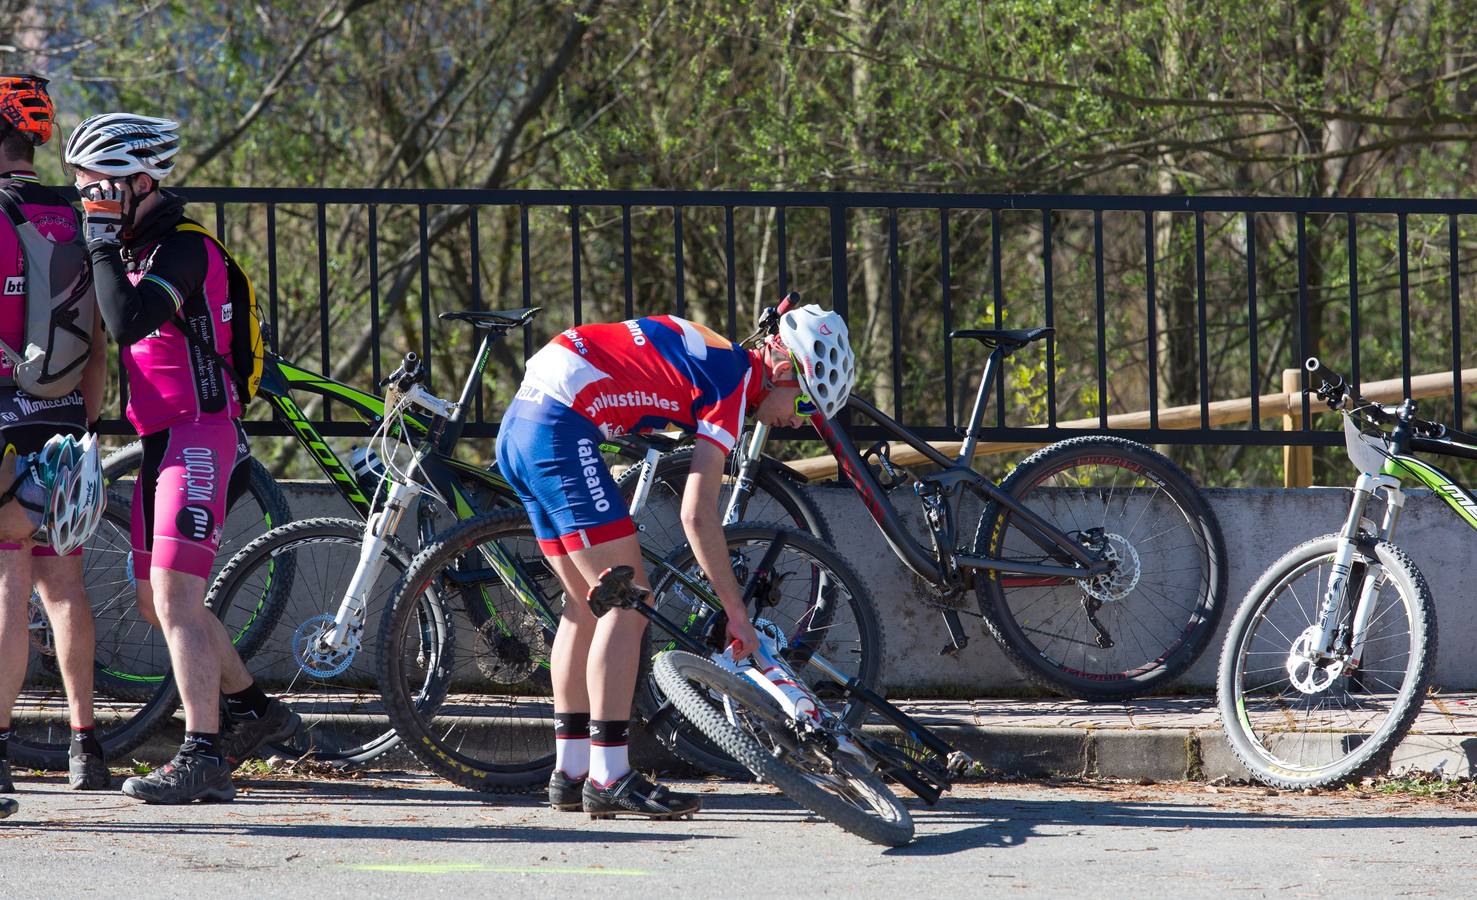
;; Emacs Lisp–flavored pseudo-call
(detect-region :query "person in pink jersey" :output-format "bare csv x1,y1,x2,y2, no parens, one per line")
0,74,111,795
66,113,298,805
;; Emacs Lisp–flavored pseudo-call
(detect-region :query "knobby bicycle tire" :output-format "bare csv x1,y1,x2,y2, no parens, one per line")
204,517,416,768
1217,535,1435,790
654,650,913,847
639,523,884,780
974,435,1227,700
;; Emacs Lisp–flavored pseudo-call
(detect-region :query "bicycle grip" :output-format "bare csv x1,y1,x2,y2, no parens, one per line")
776,291,801,315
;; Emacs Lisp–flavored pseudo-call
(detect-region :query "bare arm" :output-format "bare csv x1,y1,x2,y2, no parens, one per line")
679,439,761,657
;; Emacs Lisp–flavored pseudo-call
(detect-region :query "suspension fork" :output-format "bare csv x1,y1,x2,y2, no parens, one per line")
1313,472,1401,655
1346,478,1406,666
323,466,425,648
723,422,770,526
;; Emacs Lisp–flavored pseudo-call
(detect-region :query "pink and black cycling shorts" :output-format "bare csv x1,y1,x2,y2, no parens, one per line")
131,417,251,579
495,393,636,556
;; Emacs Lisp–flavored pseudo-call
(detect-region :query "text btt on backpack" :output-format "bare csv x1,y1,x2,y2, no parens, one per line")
0,188,96,399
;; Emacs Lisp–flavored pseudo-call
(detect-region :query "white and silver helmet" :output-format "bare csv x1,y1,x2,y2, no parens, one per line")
777,304,856,420
64,113,181,181
33,432,105,555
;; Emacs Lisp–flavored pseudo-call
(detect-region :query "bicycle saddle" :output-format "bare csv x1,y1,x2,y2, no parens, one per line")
948,327,1053,352
439,307,541,331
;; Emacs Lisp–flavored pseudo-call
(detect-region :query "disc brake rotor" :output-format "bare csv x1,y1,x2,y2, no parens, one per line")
1285,625,1345,694
1080,532,1142,602
292,613,359,679
474,611,550,685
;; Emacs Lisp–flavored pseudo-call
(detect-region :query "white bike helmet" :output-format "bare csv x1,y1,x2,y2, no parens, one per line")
32,433,105,555
64,113,181,181
776,305,855,419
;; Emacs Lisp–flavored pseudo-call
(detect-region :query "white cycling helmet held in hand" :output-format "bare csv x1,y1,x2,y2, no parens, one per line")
776,304,856,419
64,113,181,181
32,432,105,555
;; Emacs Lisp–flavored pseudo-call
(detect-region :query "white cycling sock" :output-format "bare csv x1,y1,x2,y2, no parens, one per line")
556,737,590,779
589,719,631,787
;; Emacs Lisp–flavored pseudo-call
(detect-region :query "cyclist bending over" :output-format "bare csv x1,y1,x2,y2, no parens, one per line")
66,114,299,804
497,305,854,818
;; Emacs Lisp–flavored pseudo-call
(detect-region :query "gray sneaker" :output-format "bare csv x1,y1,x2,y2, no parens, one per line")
0,796,16,818
68,749,111,791
220,699,301,771
549,770,587,811
122,753,236,804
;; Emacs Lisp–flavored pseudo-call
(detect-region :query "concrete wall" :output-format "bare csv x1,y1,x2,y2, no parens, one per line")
268,481,1475,695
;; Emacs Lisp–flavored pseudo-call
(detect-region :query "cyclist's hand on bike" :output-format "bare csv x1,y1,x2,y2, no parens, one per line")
725,612,761,659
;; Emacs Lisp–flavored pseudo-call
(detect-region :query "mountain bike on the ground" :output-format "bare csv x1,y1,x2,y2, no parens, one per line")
1218,357,1450,790
589,564,970,847
675,294,1229,703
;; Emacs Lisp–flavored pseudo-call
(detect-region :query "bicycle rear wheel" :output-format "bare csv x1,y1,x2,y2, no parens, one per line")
377,510,563,793
654,650,913,847
639,524,883,779
205,517,414,767
1218,536,1435,789
974,436,1227,700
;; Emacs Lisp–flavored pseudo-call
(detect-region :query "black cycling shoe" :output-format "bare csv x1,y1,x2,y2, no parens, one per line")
121,753,236,804
220,698,301,771
0,758,13,793
583,771,701,821
0,796,16,818
549,770,587,811
68,750,111,791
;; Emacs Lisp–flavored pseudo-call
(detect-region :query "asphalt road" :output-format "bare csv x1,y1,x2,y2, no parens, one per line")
1,772,1474,898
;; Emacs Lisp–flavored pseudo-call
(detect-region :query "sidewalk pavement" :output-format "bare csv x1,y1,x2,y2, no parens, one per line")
107,694,1477,784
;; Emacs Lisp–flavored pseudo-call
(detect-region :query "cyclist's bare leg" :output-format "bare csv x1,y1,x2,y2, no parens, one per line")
547,554,595,714
0,548,34,731
34,554,95,728
557,534,652,722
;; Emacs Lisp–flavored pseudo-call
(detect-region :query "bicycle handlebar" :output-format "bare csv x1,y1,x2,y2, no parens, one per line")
379,352,425,392
1304,356,1448,439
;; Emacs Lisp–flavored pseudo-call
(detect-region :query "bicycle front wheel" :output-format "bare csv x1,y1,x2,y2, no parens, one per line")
974,436,1227,700
1218,535,1435,790
377,510,562,793
639,524,883,780
654,651,913,847
206,517,414,767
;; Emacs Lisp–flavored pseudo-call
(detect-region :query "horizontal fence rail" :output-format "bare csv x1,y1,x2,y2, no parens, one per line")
78,187,1477,449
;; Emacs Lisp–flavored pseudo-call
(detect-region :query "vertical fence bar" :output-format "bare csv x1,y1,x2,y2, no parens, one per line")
266,204,279,354
418,203,432,386
317,203,332,421
1195,211,1210,430
570,205,582,325
1398,212,1411,397
1145,210,1158,429
724,206,737,338
939,208,954,428
674,206,685,318
1347,213,1360,394
1041,209,1056,428
992,209,1005,427
469,206,484,424
621,205,634,320
1246,212,1259,429
1296,212,1310,427
887,209,903,421
215,202,225,240
1094,209,1108,427
1452,213,1463,430
777,207,789,296
520,205,533,359
367,205,380,386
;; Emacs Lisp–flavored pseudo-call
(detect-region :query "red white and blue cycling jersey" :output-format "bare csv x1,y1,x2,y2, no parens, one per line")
497,315,760,555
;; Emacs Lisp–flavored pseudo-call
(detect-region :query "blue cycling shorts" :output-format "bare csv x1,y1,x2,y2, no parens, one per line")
496,393,636,556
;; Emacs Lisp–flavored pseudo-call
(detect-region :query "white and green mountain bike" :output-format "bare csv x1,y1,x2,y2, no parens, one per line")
1217,356,1468,789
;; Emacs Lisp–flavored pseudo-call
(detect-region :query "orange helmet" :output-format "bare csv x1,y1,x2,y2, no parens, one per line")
0,74,53,145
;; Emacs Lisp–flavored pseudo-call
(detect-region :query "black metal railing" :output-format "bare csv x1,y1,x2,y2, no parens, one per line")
87,187,1477,447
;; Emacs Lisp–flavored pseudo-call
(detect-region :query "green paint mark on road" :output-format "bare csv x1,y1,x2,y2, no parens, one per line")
344,863,650,876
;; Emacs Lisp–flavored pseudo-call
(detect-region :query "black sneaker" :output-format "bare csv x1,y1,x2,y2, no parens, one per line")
0,796,15,819
121,753,236,804
583,771,701,820
549,770,587,811
0,758,12,793
68,749,111,791
219,698,301,771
